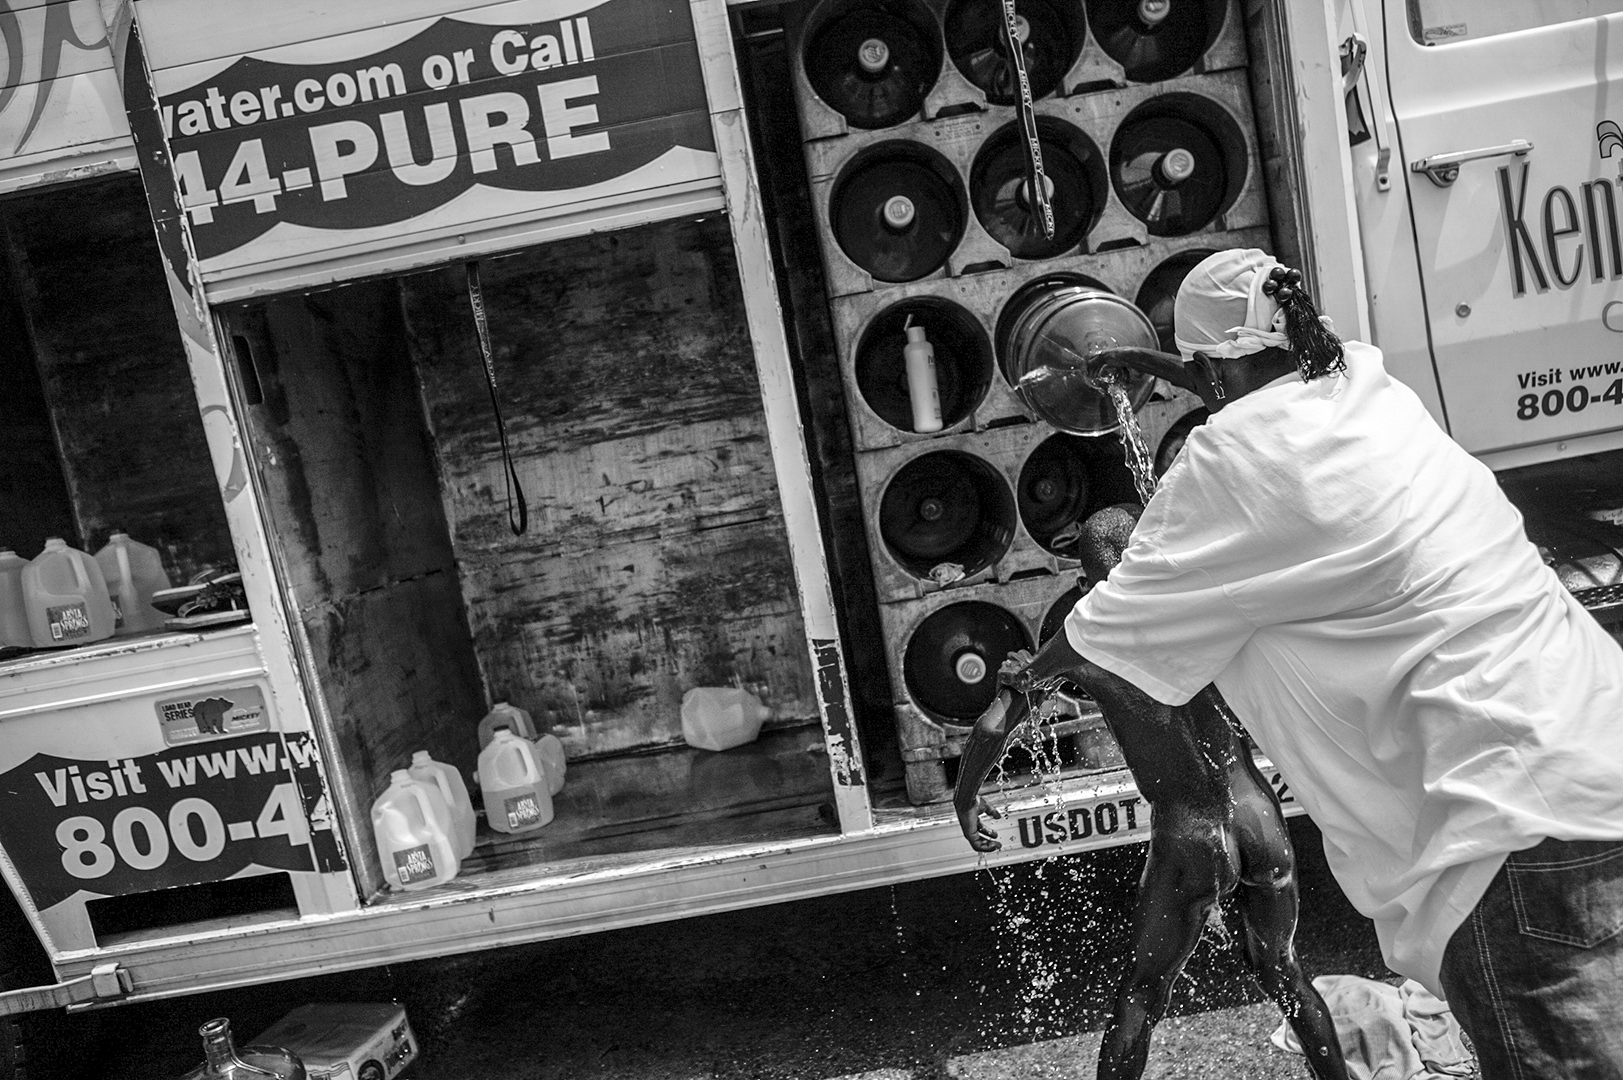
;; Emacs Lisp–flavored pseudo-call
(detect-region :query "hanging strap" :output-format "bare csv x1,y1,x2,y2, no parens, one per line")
1003,0,1054,240
466,262,528,536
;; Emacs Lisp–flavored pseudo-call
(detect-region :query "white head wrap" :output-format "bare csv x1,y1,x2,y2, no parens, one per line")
1172,248,1292,362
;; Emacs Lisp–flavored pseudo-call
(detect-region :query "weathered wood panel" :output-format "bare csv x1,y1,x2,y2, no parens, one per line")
0,174,232,581
222,281,487,848
401,213,821,761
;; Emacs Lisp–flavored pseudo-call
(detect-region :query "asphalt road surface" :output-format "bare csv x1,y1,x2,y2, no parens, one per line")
66,818,1389,1078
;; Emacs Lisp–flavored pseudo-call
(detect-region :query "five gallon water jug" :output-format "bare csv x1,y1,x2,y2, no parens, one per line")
95,531,172,634
681,687,772,751
22,538,115,648
477,701,537,748
408,750,476,859
478,728,552,833
0,551,30,650
371,770,459,890
534,732,567,796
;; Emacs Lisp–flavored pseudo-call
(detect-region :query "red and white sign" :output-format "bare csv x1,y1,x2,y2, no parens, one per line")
135,0,724,299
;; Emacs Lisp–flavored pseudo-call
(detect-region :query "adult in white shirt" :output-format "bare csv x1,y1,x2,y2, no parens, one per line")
969,249,1623,1078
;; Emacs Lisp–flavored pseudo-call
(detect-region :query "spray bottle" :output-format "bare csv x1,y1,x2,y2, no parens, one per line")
903,315,943,433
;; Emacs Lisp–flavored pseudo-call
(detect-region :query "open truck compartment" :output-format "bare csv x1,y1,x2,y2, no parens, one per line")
0,175,236,605
214,215,840,891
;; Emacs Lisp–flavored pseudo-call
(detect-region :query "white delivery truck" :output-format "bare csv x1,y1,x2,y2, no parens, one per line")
0,0,1616,1073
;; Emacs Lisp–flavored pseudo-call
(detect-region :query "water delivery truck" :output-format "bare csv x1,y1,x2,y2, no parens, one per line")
0,0,1617,1063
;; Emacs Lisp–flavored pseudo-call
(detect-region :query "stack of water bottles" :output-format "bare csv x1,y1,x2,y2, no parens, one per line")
370,702,567,891
0,532,173,652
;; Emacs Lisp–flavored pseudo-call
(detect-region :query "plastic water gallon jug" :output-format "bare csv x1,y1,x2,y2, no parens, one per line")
371,770,458,891
95,531,171,634
681,687,772,751
21,538,115,648
534,732,567,796
477,728,552,833
409,750,476,859
477,701,537,748
0,551,30,650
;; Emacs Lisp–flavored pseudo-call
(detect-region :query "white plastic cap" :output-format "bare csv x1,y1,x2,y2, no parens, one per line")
1021,174,1056,204
411,750,431,765
882,195,916,230
391,769,411,784
110,532,129,541
44,538,66,550
954,652,988,685
858,37,890,75
1160,147,1197,184
1138,0,1171,27
492,725,515,738
906,325,928,343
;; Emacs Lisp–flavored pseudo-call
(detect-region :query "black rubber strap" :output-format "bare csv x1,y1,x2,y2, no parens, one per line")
1003,0,1054,240
466,262,528,536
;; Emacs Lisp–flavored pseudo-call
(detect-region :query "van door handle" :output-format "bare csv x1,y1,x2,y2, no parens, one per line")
1344,0,1393,192
1410,140,1534,187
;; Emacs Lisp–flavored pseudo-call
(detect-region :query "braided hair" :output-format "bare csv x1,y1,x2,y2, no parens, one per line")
1262,266,1346,381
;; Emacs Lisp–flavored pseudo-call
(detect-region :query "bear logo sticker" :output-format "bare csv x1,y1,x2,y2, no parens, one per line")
156,686,272,745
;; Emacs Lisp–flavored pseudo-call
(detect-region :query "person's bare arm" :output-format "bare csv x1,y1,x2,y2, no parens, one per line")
954,634,1160,850
953,688,1027,852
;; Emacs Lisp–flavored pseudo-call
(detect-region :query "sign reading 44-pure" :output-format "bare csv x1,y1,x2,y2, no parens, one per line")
153,0,716,263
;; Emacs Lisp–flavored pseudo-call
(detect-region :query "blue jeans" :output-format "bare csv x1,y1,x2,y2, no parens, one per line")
1439,837,1623,1079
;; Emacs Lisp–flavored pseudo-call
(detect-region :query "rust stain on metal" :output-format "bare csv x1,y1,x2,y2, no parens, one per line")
813,638,863,787
21,160,124,189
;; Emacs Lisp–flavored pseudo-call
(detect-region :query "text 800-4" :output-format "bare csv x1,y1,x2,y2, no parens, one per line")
55,783,308,880
1517,378,1623,420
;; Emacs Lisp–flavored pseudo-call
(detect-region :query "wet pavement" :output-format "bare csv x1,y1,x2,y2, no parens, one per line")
70,818,1387,1078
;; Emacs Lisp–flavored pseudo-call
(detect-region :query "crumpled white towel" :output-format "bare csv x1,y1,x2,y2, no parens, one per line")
1270,975,1473,1079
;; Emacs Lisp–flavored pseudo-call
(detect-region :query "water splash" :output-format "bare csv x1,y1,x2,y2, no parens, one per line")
978,364,1183,1043
977,691,1096,1041
1097,371,1159,505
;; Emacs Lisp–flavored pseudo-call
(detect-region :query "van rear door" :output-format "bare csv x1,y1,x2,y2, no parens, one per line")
1380,1,1623,466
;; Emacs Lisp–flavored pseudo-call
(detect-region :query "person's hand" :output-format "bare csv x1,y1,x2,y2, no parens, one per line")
1000,649,1034,688
1001,647,1070,697
956,793,1003,852
1085,347,1137,384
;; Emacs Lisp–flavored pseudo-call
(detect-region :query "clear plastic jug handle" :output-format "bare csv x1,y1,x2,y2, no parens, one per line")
405,783,439,834
379,802,408,836
70,553,91,592
501,744,539,786
429,770,454,806
116,545,132,594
